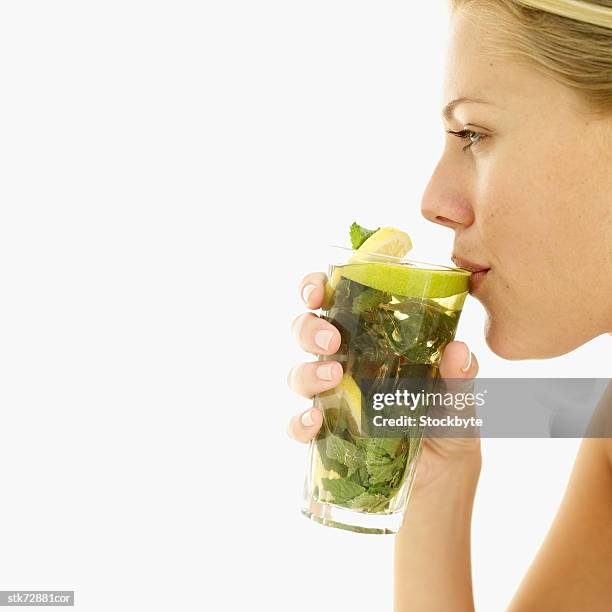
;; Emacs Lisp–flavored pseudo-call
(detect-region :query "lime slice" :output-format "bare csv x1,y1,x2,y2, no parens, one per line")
319,373,362,434
323,226,413,309
338,262,470,298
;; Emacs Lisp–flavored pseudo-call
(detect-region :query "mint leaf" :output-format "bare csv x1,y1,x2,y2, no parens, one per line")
351,288,392,315
321,477,366,503
348,492,388,511
365,448,392,467
356,437,404,458
380,298,459,363
349,465,370,488
350,222,379,250
325,434,366,476
323,407,350,436
367,453,407,485
388,437,408,457
315,437,348,477
367,483,392,497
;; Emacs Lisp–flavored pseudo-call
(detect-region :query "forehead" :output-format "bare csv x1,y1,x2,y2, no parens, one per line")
442,10,577,115
444,11,501,98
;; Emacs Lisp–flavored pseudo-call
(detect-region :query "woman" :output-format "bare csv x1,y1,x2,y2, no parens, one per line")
287,1,612,610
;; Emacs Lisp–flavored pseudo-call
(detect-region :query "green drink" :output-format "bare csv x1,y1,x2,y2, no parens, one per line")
301,236,470,534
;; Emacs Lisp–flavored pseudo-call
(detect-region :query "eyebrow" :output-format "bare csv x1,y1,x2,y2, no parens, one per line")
442,97,492,121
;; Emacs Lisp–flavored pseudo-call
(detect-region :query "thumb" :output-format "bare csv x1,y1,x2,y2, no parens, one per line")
431,341,480,433
439,341,478,379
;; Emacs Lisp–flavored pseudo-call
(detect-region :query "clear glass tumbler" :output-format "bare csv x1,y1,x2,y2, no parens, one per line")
301,246,471,534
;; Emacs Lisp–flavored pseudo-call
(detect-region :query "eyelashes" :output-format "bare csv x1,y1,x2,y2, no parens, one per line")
446,128,488,152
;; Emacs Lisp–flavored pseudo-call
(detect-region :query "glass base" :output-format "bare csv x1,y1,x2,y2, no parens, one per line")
301,497,402,534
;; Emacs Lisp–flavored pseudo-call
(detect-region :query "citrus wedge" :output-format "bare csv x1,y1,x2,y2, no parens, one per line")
338,262,470,298
350,227,412,263
323,226,413,308
318,372,362,435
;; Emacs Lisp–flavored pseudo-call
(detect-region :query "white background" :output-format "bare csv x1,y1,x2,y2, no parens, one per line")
0,2,610,611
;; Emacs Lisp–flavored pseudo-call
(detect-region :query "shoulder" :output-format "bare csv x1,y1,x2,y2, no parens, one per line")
507,391,612,611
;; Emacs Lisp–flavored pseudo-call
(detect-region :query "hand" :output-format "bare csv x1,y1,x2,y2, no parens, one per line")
287,272,343,441
287,271,481,495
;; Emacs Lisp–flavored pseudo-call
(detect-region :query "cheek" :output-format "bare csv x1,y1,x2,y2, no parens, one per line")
474,141,612,358
476,144,592,288
476,170,555,289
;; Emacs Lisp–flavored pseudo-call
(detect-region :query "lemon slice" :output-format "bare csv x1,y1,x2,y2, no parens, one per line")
314,373,363,501
323,226,413,308
350,227,412,263
338,262,469,298
318,373,362,434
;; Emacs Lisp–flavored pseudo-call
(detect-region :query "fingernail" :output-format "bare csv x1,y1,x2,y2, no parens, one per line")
314,329,333,351
301,284,317,304
316,363,334,381
301,410,315,427
460,347,472,372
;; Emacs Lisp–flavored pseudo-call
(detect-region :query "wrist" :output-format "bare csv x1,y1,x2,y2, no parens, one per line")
394,449,479,611
412,447,481,499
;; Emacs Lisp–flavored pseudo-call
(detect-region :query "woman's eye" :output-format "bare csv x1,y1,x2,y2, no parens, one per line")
446,128,487,152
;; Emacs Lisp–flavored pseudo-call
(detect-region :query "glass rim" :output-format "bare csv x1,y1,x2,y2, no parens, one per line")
327,244,471,273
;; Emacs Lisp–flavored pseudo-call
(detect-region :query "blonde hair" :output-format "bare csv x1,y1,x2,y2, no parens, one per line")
449,0,612,117
517,0,612,28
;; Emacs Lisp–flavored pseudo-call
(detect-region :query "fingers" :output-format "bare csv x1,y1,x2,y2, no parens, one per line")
287,272,337,445
298,272,328,310
439,341,479,379
286,407,323,443
291,312,341,356
287,360,344,399
426,342,480,437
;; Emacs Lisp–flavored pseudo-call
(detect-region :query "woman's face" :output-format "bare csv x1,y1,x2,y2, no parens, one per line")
421,10,612,360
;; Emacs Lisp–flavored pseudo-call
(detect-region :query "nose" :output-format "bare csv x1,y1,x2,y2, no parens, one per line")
420,159,475,231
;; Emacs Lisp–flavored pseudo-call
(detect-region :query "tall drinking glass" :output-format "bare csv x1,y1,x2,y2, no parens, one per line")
301,246,471,534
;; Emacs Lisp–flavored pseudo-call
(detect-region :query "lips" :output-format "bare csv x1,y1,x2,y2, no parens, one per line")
451,254,491,293
451,254,490,274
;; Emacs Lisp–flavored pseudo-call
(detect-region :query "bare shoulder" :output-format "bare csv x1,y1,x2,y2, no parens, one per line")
507,383,612,612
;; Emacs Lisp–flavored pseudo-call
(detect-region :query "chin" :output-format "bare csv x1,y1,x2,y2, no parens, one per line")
484,329,535,360
482,317,586,361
